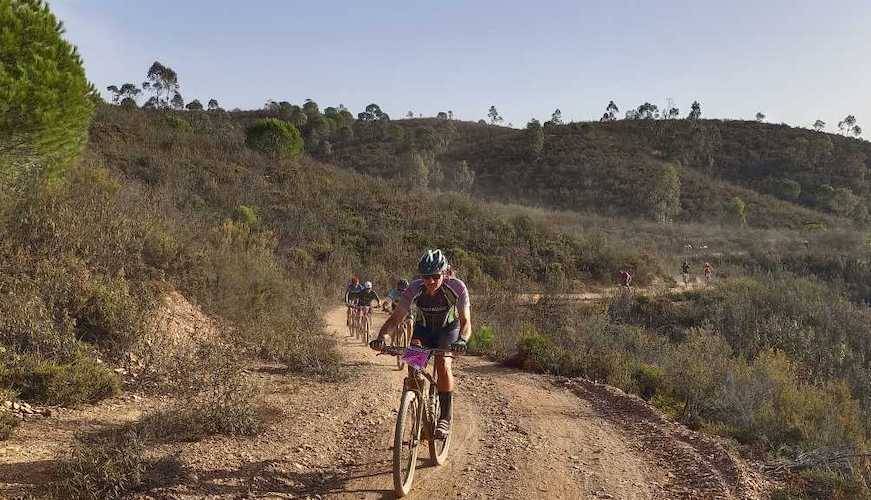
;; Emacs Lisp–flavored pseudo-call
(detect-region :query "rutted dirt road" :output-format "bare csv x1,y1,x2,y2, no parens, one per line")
1,304,769,499
276,307,769,499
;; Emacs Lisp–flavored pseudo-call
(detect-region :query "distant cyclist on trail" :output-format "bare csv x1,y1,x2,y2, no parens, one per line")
345,276,364,325
355,281,381,309
371,249,472,439
703,262,713,284
384,279,410,312
618,269,632,290
681,260,691,288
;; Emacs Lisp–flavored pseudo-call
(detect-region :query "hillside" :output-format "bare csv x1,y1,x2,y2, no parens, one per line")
326,117,870,229
88,105,660,291
2,106,869,498
3,4,870,497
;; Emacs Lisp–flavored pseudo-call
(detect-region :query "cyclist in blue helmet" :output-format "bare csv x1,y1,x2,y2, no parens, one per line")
371,249,472,439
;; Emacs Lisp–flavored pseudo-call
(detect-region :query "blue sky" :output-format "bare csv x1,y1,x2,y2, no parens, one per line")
53,0,870,130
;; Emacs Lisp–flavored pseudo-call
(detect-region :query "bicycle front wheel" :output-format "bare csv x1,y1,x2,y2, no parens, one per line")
394,390,422,497
427,385,452,465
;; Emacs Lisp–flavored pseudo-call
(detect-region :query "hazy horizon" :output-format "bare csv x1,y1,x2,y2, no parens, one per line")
53,0,870,131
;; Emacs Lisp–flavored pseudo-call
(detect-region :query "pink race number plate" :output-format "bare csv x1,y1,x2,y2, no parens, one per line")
402,346,430,370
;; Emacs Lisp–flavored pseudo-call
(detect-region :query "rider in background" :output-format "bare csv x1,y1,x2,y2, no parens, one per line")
384,279,410,312
703,262,713,284
618,269,632,290
372,249,471,439
345,276,364,325
356,281,381,309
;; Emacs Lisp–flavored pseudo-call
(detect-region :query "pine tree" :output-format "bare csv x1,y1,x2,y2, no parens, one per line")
0,0,96,183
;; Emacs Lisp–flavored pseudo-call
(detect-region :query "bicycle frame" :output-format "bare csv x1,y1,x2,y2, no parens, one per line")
379,345,456,497
383,345,453,427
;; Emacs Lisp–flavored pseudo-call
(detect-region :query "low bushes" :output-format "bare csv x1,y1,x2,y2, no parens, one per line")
55,429,150,499
133,335,264,438
476,278,869,454
1,354,120,406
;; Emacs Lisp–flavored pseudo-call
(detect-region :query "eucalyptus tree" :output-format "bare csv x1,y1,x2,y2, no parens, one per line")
142,61,180,109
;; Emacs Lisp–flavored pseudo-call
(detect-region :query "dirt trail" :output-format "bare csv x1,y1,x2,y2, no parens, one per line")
290,307,768,499
1,305,768,499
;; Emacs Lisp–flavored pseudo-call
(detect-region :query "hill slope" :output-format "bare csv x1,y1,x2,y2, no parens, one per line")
327,118,870,229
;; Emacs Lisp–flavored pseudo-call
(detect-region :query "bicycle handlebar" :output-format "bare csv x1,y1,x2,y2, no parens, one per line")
377,345,457,357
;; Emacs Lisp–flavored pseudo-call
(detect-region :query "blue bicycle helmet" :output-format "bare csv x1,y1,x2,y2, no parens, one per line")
418,249,449,275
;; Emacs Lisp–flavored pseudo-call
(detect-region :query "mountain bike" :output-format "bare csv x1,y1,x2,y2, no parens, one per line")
348,305,362,339
360,305,373,343
377,345,456,497
346,304,357,337
392,315,413,370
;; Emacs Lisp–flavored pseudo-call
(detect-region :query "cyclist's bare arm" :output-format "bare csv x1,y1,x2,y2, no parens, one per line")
378,302,410,339
459,303,472,341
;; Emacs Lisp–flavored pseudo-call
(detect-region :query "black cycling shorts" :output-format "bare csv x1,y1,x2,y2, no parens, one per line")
412,321,459,349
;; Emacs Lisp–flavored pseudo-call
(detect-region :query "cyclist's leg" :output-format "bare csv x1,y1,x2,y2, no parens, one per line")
433,324,460,436
435,327,460,386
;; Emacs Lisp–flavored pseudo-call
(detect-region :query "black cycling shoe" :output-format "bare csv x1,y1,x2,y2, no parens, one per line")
434,418,451,439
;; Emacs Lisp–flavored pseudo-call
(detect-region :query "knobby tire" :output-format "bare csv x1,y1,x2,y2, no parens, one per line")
427,383,452,465
393,390,422,497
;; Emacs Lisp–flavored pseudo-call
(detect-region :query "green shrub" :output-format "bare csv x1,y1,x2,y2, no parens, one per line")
138,386,260,441
631,363,663,401
0,282,77,359
467,325,494,354
661,328,734,426
74,272,145,354
245,118,303,159
2,354,120,406
514,330,558,373
235,204,259,226
55,429,148,500
718,350,864,449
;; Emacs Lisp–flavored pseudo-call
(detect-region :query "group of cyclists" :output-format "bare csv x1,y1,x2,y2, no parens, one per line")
345,250,470,440
617,260,715,292
681,259,714,287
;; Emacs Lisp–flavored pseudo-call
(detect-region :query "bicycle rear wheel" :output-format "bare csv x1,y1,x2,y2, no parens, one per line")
393,390,422,497
350,311,358,339
427,384,452,465
355,312,362,340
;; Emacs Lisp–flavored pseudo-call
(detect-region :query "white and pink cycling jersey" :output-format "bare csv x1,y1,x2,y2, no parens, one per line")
398,277,469,328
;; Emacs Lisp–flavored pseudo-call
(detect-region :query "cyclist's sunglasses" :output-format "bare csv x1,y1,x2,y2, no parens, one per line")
422,273,442,281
